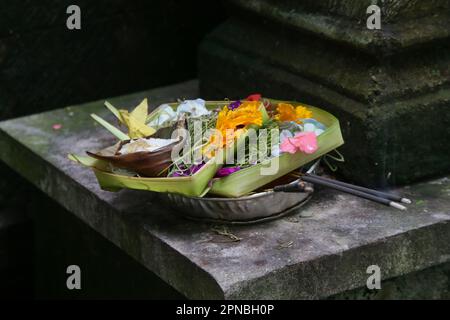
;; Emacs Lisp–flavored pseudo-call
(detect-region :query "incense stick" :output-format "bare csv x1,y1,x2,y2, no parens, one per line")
300,175,407,210
306,173,411,204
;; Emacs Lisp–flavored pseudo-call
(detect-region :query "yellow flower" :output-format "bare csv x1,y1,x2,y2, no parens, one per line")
204,101,263,156
217,101,262,143
274,103,312,124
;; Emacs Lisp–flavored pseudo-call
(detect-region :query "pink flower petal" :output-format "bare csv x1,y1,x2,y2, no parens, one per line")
280,132,318,155
52,124,62,130
280,139,298,154
292,132,318,154
246,93,262,101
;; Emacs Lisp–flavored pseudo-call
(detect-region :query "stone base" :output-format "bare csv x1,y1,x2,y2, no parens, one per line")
0,219,32,299
33,192,183,299
199,17,450,186
331,262,450,300
1,80,449,299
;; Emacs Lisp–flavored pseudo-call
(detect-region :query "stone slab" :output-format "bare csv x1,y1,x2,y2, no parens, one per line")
0,80,449,299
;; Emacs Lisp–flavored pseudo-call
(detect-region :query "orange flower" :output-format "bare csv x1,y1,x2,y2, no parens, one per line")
274,103,312,123
204,101,263,156
217,101,263,145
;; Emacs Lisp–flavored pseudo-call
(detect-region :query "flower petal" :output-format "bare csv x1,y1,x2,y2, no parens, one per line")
291,132,318,154
280,139,298,154
215,166,241,177
228,100,242,111
177,99,210,118
246,93,262,101
280,132,318,154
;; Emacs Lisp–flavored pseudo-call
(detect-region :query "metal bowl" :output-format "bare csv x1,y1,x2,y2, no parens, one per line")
158,189,312,224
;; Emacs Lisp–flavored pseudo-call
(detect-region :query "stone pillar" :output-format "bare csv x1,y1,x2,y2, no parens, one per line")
199,0,450,186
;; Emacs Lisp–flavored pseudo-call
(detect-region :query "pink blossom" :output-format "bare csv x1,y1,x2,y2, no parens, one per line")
246,93,261,101
280,132,318,154
279,139,297,154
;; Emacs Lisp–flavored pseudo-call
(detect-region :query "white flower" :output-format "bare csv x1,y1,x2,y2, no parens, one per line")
148,104,177,127
148,99,211,128
176,99,210,118
303,119,326,136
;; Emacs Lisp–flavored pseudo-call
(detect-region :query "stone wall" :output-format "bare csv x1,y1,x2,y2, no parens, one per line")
0,0,226,118
0,1,226,297
199,0,450,186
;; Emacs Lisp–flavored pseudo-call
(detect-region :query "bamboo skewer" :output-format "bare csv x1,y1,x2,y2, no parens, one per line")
305,173,411,204
299,175,407,211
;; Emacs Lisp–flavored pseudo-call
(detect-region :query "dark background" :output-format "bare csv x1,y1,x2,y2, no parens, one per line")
0,1,227,299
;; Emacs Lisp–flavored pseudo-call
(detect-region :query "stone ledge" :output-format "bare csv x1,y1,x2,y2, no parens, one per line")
0,80,449,299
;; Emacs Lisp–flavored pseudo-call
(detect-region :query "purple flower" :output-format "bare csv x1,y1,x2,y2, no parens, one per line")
171,163,205,177
215,166,241,177
189,163,205,175
171,170,185,177
228,100,242,111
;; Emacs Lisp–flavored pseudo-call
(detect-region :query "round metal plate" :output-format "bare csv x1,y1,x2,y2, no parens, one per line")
158,191,312,224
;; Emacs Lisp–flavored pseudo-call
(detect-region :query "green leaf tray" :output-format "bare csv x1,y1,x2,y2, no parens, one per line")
69,99,343,198
209,101,344,197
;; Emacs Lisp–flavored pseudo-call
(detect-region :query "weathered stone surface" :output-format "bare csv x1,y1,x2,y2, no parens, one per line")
331,261,450,299
0,3,226,293
199,2,450,186
0,1,226,119
0,80,449,299
233,0,448,23
32,191,183,299
229,0,450,54
202,19,450,104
